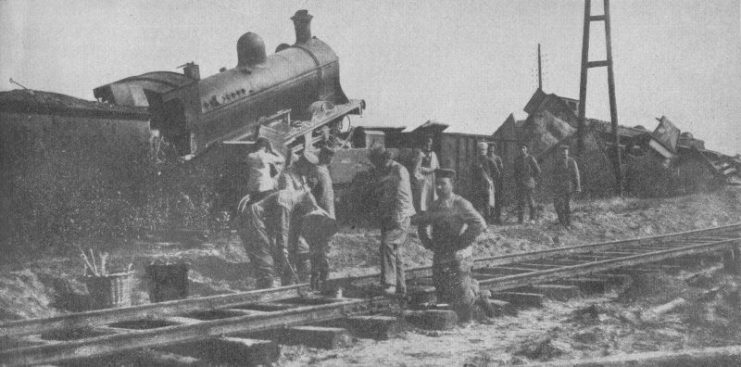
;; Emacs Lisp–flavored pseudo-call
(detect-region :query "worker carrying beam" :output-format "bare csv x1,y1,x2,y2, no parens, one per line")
237,187,335,289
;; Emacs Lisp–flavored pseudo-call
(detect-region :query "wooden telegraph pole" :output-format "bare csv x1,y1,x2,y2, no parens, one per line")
538,43,543,90
577,0,623,195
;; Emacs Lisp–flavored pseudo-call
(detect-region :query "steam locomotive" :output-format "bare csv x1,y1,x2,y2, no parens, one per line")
95,9,364,159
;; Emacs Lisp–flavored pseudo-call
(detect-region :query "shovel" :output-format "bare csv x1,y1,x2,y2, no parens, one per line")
281,250,308,298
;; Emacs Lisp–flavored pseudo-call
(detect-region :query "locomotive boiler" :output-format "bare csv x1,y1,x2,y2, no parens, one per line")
143,9,364,158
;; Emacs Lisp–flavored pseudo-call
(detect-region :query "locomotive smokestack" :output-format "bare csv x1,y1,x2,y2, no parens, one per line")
291,10,313,44
183,62,200,80
237,32,267,67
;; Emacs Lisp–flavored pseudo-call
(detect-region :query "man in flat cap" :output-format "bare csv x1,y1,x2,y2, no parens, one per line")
368,145,416,296
415,168,490,322
552,145,581,229
473,141,500,223
514,144,541,224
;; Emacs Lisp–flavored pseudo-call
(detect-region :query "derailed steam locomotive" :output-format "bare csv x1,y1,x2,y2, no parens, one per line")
96,9,364,160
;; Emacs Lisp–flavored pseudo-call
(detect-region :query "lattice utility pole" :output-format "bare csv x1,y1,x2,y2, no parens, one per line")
577,0,623,195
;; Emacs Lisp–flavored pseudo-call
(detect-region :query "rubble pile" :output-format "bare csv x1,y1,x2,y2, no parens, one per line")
496,90,741,198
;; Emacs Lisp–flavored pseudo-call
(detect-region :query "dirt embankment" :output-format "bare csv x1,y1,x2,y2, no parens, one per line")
0,188,739,366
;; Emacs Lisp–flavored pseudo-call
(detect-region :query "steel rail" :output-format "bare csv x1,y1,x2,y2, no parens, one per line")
0,284,309,337
0,297,392,367
480,237,741,292
326,223,741,287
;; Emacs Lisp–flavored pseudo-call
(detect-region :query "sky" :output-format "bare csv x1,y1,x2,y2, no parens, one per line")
1,0,739,154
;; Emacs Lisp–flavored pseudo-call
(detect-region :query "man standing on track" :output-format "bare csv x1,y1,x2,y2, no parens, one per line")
368,145,416,296
308,146,337,290
415,168,491,322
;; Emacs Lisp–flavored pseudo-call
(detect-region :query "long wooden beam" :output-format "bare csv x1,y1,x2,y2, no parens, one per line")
0,297,392,366
0,285,309,337
519,344,741,367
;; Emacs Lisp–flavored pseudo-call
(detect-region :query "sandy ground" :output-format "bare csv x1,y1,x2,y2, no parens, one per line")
1,187,740,366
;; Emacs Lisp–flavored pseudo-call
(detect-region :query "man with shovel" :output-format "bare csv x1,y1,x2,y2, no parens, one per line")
238,184,338,290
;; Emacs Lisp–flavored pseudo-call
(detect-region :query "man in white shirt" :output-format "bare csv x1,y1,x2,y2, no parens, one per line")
246,137,285,203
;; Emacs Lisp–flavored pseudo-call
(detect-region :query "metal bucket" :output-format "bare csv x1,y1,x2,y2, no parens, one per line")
85,272,134,309
146,263,189,303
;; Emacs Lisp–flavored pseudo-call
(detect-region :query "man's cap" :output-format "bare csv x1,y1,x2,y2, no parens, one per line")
559,144,570,151
436,168,456,179
477,142,489,150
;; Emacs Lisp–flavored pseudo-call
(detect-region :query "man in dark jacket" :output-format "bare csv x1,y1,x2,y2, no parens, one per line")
473,142,499,223
513,144,541,223
552,145,581,228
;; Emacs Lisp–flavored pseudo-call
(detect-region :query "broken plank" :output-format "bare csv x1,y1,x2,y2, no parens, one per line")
132,349,207,367
403,309,458,330
343,316,403,340
518,344,741,367
160,337,279,367
282,326,353,349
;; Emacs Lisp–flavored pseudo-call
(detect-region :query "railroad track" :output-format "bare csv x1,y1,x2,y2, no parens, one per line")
2,223,741,366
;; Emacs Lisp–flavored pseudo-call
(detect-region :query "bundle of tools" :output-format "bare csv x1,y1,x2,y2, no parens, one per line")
78,247,132,276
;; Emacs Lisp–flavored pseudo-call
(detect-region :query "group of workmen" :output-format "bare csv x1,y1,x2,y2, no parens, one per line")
470,140,581,228
236,134,581,322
